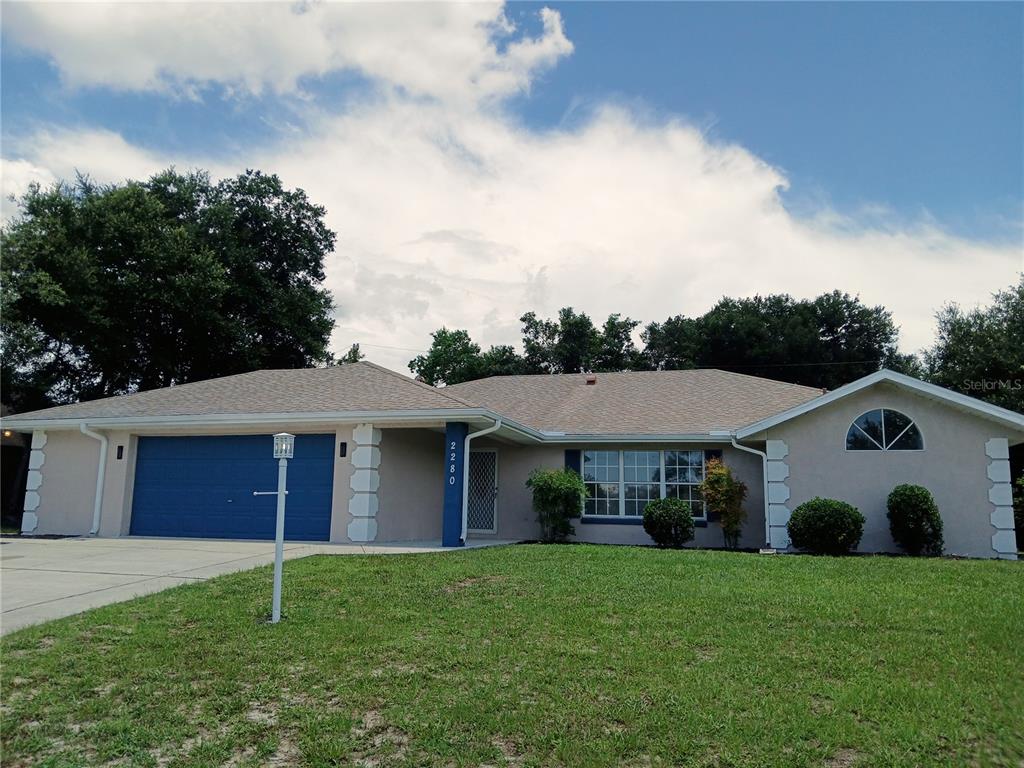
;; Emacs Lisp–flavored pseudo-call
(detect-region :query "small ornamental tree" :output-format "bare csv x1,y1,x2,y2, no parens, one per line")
526,468,586,543
787,498,865,555
642,498,696,549
699,458,748,548
886,484,944,556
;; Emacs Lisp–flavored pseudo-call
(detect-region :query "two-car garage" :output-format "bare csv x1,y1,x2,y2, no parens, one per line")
129,434,335,541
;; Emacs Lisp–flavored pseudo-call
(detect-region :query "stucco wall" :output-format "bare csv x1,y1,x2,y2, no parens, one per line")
30,430,101,535
376,428,445,542
97,431,136,536
328,426,355,543
373,436,766,547
472,438,560,540
768,382,1016,558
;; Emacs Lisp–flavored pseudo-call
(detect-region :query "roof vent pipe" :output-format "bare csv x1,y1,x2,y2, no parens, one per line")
585,375,597,385
80,423,108,535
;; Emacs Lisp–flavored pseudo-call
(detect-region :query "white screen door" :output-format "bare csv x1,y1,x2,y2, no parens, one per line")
467,450,498,533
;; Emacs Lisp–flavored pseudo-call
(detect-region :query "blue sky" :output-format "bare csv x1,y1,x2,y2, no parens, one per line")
1,2,1021,367
519,2,1023,240
4,2,1020,240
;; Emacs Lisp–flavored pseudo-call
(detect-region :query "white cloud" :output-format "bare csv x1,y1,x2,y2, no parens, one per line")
2,2,571,104
2,4,1020,373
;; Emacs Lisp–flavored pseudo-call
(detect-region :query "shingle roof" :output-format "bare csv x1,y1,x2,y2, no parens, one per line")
6,362,475,421
5,362,824,436
445,369,824,435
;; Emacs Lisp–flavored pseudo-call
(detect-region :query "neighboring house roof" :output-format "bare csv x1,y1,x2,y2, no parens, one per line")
445,369,824,435
735,369,1024,438
3,362,476,423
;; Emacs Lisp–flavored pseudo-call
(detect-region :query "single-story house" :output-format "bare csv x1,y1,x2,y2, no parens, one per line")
2,362,1021,558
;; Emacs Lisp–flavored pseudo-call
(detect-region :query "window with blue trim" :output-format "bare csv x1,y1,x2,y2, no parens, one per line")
582,450,620,516
583,449,706,519
664,450,706,519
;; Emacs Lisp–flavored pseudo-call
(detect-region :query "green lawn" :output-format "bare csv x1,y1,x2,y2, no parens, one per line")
2,545,1022,768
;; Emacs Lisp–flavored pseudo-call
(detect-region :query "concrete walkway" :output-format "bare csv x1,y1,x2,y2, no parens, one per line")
0,536,513,635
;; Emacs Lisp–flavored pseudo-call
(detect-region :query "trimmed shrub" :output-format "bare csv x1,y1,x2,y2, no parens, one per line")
787,497,864,555
642,497,695,549
526,468,586,543
699,458,748,548
887,484,944,556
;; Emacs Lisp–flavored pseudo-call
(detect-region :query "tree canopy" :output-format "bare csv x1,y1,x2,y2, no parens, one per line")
1,169,336,412
924,276,1023,412
643,291,917,390
410,309,644,386
410,292,918,390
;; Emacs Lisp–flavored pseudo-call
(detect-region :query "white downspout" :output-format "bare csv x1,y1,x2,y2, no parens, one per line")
731,437,770,548
80,423,108,535
461,418,503,543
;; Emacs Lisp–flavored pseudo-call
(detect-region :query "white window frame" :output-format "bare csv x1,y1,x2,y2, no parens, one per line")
582,449,621,517
662,449,708,522
582,449,707,521
844,409,925,452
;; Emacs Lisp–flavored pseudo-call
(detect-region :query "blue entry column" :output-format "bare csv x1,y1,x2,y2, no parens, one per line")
442,422,468,547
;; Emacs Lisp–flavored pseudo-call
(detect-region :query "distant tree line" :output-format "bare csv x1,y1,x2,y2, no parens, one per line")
411,277,1023,412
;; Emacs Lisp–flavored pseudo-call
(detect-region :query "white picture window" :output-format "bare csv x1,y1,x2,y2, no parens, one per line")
582,450,620,516
582,449,707,519
623,450,661,517
664,450,706,520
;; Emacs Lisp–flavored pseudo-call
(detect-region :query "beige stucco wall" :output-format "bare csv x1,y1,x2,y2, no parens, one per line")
375,428,445,541
767,382,1017,558
472,438,561,541
329,426,355,543
374,436,767,547
97,431,136,536
31,430,101,535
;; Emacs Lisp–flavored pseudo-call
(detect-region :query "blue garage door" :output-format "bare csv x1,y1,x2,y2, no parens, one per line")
130,434,335,540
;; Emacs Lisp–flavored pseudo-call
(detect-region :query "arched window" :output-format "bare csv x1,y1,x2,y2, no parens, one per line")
846,409,923,451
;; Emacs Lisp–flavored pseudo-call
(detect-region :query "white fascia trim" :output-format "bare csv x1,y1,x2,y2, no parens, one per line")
1,408,507,431
537,433,736,444
0,411,741,445
735,369,1024,439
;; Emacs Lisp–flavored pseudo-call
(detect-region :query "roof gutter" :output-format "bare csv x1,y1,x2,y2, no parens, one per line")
79,423,108,536
730,437,770,549
461,417,502,542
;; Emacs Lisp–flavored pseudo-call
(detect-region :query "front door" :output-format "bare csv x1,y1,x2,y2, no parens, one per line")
467,450,498,533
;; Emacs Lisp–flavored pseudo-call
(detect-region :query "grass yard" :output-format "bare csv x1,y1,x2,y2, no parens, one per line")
2,545,1022,768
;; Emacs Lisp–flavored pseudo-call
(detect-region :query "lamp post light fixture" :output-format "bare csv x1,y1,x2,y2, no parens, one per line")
254,432,295,623
273,432,295,460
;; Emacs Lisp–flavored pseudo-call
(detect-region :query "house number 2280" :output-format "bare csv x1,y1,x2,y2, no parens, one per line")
448,441,457,485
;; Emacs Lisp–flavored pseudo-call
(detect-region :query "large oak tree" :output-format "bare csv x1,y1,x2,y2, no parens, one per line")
1,169,336,412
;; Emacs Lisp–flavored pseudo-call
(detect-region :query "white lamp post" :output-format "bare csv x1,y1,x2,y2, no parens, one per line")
254,432,294,623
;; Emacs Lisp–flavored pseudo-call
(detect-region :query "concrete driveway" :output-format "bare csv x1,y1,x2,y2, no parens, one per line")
1,536,510,635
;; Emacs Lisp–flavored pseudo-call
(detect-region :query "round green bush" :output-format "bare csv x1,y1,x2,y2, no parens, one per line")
642,497,695,549
887,484,944,556
786,497,864,555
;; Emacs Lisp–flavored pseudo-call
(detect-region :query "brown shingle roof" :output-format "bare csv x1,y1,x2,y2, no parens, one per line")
445,369,824,435
6,362,474,421
6,362,823,436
